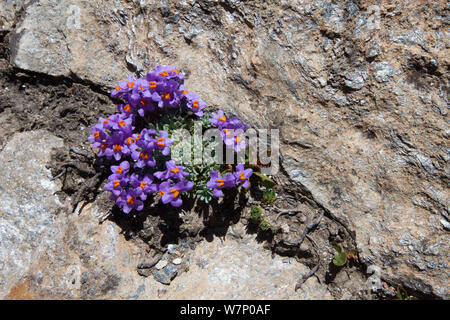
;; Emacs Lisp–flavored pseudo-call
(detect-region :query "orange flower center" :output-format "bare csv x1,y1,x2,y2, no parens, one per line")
162,93,170,100
192,100,199,108
239,172,246,180
170,188,179,198
149,81,157,89
127,82,134,88
116,166,123,173
94,132,100,139
140,182,147,189
126,137,134,145
160,70,168,77
170,166,179,174
113,180,120,188
182,90,189,94
218,116,226,122
140,152,149,160
113,144,122,152
216,179,225,187
127,196,135,205
116,86,121,91
119,120,126,127
124,104,131,113
157,138,165,147
100,144,107,150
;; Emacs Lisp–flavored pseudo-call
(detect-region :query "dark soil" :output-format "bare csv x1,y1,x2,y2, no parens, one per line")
0,31,401,300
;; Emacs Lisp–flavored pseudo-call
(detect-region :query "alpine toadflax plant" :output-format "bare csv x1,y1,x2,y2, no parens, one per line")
89,65,255,214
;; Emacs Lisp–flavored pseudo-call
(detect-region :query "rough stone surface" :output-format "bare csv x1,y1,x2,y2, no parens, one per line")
2,0,449,299
9,0,128,86
0,0,30,31
0,130,64,297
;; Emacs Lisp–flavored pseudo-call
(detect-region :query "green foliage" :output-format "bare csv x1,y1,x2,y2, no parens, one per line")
259,218,271,231
396,286,417,300
331,243,358,267
262,188,276,204
332,243,348,266
184,162,219,204
249,206,276,233
250,206,262,221
252,171,276,188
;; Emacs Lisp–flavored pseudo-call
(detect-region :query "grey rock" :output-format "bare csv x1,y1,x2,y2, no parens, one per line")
440,219,450,231
153,265,178,285
367,42,380,58
137,259,160,269
137,269,152,278
10,0,128,87
0,0,31,31
172,258,182,265
155,260,168,270
343,70,367,90
0,130,64,297
372,61,395,82
3,0,449,300
167,244,178,254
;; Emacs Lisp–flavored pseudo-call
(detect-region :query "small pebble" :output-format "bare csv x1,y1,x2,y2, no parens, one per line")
155,260,168,270
167,244,178,254
173,258,182,265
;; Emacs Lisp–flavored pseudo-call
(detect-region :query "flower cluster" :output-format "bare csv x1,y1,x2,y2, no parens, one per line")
89,65,254,214
209,110,250,152
111,65,205,118
206,164,253,197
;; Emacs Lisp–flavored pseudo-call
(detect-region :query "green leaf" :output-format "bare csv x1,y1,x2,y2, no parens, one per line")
253,172,276,188
332,242,342,254
262,189,276,204
333,251,347,266
250,206,262,221
259,219,270,231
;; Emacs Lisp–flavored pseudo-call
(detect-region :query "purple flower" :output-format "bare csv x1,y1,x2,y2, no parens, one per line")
105,173,129,196
206,171,236,197
209,109,228,128
158,79,181,109
119,188,145,213
111,76,136,99
154,160,189,181
117,103,136,118
132,78,150,94
88,123,108,150
159,180,193,207
110,161,131,176
108,113,134,134
184,91,206,116
131,135,156,168
146,65,184,84
223,129,247,152
98,116,113,131
104,131,131,161
154,131,173,156
129,173,158,201
233,164,253,188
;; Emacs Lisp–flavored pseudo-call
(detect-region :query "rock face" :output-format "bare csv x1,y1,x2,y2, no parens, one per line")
1,0,449,298
1,130,332,299
0,130,65,297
